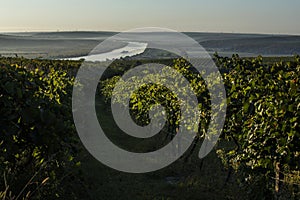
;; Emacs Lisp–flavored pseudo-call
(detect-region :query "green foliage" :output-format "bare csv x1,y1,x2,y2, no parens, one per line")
221,55,299,167
0,58,83,199
101,55,300,197
100,59,211,136
1,54,299,199
219,54,300,196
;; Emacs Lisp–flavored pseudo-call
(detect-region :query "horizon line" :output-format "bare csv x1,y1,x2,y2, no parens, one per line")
0,29,300,36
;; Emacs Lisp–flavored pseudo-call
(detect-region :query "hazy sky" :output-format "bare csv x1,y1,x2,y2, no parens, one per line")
1,0,299,34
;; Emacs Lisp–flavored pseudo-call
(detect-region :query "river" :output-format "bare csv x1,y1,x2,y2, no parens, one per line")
65,42,148,62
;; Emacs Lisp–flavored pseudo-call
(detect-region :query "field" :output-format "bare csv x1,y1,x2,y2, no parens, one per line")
0,53,299,199
1,32,300,59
